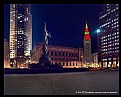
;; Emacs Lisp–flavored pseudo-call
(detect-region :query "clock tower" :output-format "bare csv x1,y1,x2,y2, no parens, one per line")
83,22,92,67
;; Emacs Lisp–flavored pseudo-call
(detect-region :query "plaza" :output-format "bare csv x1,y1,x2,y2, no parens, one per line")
4,71,119,95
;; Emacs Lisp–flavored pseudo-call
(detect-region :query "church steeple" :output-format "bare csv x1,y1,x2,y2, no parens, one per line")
84,22,91,40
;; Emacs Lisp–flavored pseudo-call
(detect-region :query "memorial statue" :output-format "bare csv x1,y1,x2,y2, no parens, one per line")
29,21,63,69
38,22,51,66
42,22,51,56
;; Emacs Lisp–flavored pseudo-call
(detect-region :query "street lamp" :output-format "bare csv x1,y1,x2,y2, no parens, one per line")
96,29,101,33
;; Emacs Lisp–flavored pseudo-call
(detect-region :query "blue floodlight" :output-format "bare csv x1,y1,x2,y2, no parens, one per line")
96,29,101,33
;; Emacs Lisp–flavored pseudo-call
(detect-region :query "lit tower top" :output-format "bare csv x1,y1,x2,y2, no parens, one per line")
84,22,91,40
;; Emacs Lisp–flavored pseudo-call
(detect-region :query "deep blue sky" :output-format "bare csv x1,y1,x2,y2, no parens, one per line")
4,4,102,53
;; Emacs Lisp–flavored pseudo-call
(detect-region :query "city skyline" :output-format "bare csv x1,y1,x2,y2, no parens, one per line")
4,4,102,53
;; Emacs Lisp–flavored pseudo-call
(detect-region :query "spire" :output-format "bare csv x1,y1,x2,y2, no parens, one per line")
85,22,89,34
84,21,91,40
86,21,88,28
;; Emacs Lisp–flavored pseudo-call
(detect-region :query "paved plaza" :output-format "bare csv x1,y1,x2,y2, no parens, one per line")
4,71,119,95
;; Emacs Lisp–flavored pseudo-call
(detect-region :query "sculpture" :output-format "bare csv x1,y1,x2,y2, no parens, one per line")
39,22,51,66
42,22,51,56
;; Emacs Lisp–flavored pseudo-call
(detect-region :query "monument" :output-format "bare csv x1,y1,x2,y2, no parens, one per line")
39,22,51,67
29,22,63,69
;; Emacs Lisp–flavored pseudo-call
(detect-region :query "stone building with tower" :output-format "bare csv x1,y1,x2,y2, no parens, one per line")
83,22,93,67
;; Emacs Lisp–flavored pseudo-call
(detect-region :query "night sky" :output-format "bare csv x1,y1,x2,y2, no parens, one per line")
4,4,102,53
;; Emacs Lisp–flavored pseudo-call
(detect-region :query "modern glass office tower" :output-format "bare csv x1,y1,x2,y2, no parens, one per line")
9,4,32,68
98,4,119,67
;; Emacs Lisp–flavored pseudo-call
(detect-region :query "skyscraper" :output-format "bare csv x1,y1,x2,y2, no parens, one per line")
98,4,119,67
83,22,92,67
10,4,32,68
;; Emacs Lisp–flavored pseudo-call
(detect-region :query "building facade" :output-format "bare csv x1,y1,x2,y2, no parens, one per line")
4,39,11,68
98,4,119,67
31,43,84,68
9,4,32,68
83,22,92,67
92,52,99,68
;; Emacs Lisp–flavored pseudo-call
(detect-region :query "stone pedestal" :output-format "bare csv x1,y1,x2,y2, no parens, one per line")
39,54,51,67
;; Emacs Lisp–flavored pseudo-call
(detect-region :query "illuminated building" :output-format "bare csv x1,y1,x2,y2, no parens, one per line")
98,4,119,67
31,43,84,68
92,52,99,68
4,39,11,68
9,4,32,68
83,22,92,67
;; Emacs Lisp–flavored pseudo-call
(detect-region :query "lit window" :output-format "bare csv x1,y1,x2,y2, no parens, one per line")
24,18,26,21
27,17,28,21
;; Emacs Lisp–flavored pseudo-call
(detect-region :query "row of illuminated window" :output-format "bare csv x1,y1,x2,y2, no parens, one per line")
100,16,118,24
111,7,118,13
101,21,110,27
24,17,28,21
102,39,119,43
17,40,25,42
102,45,107,48
112,32,119,35
112,17,119,21
102,35,119,40
102,58,113,61
63,62,78,66
102,36,107,39
17,16,23,20
102,50,119,54
101,23,118,28
99,14,107,19
10,11,15,14
112,25,119,28
100,8,118,20
103,59,107,61
112,22,119,26
10,53,15,55
102,42,119,46
102,47,119,51
112,18,118,22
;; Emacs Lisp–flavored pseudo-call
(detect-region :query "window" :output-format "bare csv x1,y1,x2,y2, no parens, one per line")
51,51,53,56
66,52,68,57
66,63,68,66
59,52,61,56
55,52,57,56
63,63,65,66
